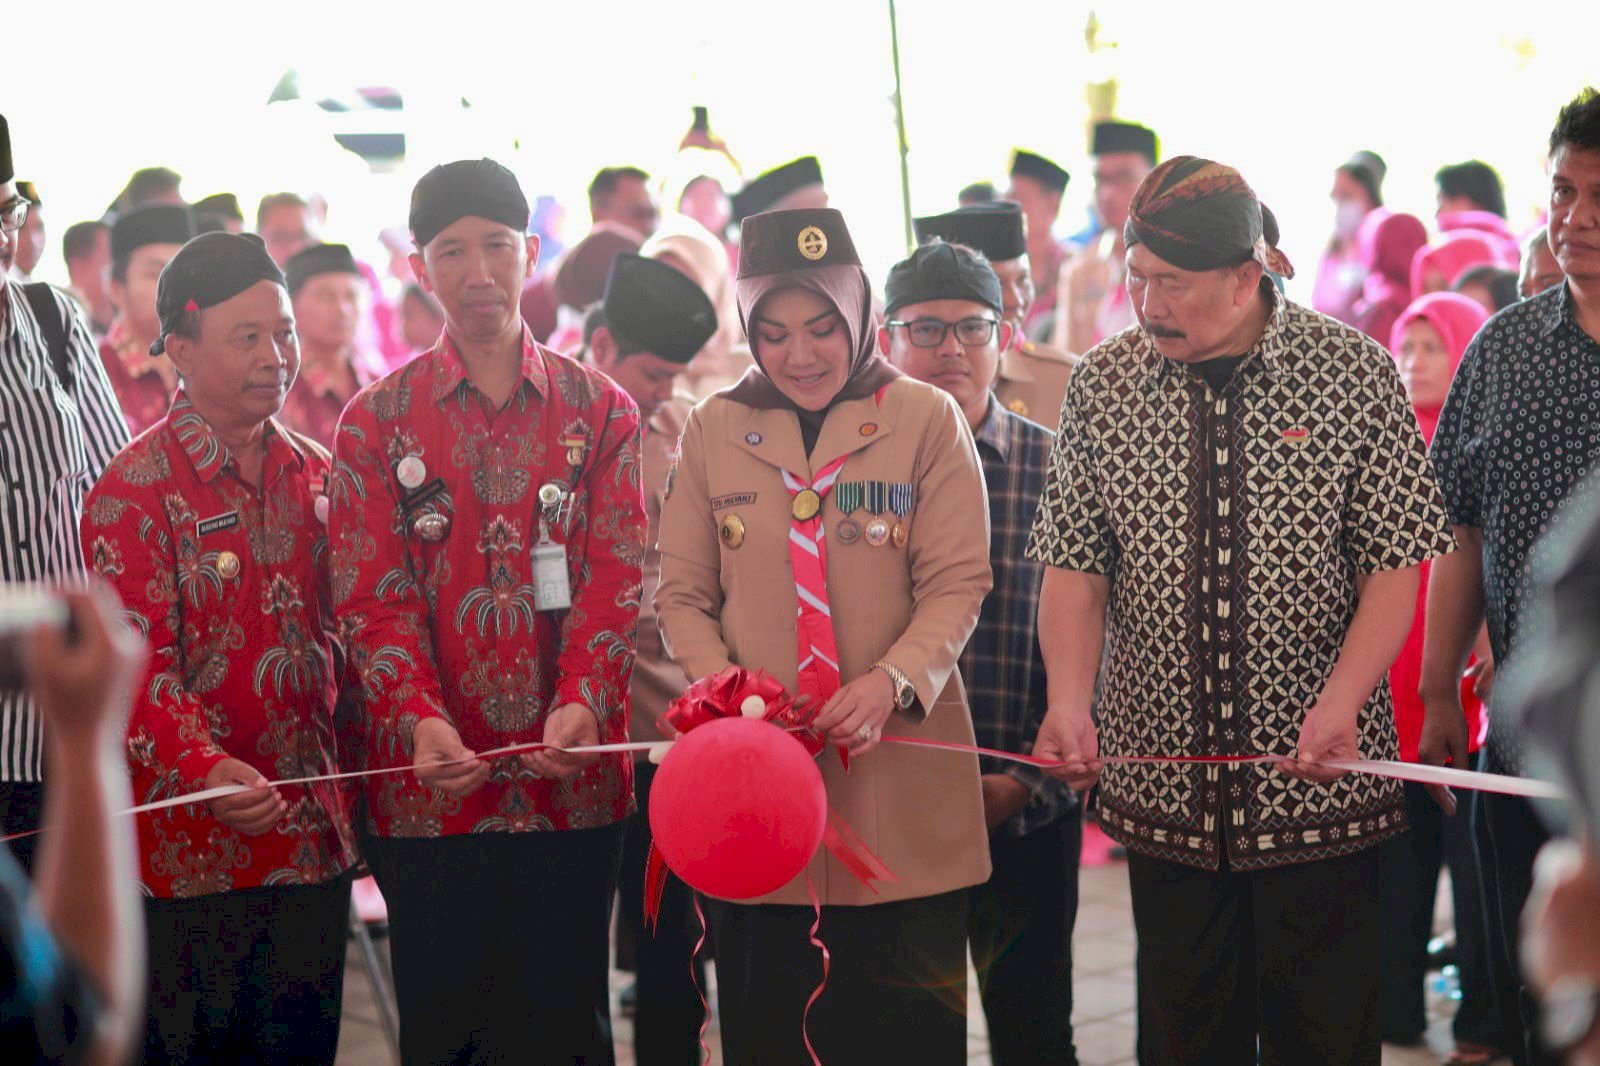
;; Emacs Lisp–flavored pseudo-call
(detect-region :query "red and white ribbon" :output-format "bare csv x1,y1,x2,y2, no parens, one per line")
781,455,849,704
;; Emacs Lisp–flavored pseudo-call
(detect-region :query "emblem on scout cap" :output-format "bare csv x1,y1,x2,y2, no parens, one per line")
797,225,828,261
736,208,860,279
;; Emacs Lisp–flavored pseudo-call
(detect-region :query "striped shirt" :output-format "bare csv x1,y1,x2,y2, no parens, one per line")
0,279,129,781
960,396,1076,837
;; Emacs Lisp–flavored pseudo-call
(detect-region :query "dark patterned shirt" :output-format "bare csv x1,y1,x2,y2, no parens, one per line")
81,393,356,897
330,330,643,839
960,397,1075,837
1027,292,1453,871
1429,282,1600,775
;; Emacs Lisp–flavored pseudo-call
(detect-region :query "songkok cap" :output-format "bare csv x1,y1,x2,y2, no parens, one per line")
409,158,530,249
151,232,285,356
111,204,197,267
1091,121,1160,163
1008,149,1070,194
192,192,244,222
1124,155,1295,279
602,253,717,363
914,202,1026,263
286,242,362,296
884,240,1002,317
737,207,860,278
730,156,823,222
0,115,12,185
15,180,39,206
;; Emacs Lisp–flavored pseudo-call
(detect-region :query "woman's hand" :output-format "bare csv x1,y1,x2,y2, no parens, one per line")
813,670,897,756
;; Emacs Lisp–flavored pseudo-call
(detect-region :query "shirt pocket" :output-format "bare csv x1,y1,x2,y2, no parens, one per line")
1253,440,1356,553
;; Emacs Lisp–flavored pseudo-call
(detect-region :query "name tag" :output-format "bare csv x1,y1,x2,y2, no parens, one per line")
710,492,757,510
196,512,240,537
534,541,572,611
400,478,448,514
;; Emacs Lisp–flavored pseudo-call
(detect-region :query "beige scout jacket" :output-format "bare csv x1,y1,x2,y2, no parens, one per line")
993,338,1075,431
655,375,994,906
630,400,692,749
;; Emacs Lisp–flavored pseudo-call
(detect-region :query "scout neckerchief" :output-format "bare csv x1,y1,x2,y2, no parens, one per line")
781,453,850,705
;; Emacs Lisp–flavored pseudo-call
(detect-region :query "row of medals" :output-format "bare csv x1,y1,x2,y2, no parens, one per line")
720,482,910,550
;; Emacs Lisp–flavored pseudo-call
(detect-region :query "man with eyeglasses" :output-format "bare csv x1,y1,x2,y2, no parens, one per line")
880,239,1082,1065
0,114,129,865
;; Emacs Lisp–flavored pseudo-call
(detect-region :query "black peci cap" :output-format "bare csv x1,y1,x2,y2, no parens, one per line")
285,242,362,296
111,204,197,267
914,202,1027,263
602,253,717,363
409,158,530,248
729,156,824,222
1008,149,1070,193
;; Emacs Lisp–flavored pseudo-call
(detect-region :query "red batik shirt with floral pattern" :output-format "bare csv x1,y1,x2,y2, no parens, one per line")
97,318,177,437
80,393,357,898
329,329,643,839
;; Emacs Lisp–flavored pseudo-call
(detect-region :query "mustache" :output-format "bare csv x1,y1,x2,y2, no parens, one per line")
1146,325,1186,339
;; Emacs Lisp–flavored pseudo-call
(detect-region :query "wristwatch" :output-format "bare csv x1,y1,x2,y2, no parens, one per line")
871,661,916,710
1541,977,1600,1054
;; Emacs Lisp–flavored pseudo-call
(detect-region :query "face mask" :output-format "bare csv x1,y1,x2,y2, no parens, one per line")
1334,199,1365,237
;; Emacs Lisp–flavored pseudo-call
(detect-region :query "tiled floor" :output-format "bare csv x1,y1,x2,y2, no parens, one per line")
335,857,1499,1065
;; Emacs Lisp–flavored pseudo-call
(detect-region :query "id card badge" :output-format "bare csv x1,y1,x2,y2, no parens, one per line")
534,537,572,611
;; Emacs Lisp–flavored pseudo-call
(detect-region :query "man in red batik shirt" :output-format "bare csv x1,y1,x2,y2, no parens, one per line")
330,157,644,1064
81,231,356,1063
99,203,196,434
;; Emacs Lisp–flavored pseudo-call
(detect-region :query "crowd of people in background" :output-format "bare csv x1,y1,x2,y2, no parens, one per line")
1,82,1599,1066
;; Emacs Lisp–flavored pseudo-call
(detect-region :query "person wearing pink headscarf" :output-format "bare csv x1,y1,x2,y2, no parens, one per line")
1410,232,1503,298
1382,291,1505,1064
1351,209,1428,345
1438,209,1524,266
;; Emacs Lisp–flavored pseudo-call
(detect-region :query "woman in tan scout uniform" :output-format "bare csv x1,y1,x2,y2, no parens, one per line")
656,207,992,1064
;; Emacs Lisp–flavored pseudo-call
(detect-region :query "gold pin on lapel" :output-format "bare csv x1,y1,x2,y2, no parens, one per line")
720,514,746,549
217,551,241,579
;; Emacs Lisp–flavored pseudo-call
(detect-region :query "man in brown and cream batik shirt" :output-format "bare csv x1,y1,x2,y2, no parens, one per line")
1028,156,1455,1064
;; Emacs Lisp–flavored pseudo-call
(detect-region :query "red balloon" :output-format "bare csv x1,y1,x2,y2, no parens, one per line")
649,716,828,899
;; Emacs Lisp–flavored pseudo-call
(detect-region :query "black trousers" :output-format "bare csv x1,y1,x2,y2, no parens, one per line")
1379,752,1503,1049
365,824,624,1066
615,761,708,1066
968,810,1082,1066
1479,792,1561,1065
709,889,970,1066
143,876,352,1064
1127,845,1382,1066
0,781,42,875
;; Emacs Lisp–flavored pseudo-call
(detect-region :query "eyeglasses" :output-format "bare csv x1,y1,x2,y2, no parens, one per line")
0,200,29,234
886,316,999,349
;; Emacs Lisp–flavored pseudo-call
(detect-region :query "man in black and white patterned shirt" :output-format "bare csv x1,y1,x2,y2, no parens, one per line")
1028,156,1454,1063
1424,87,1600,1066
0,115,130,869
